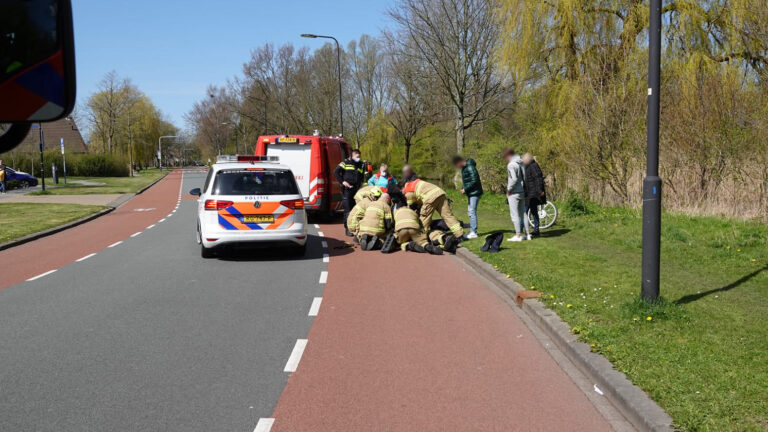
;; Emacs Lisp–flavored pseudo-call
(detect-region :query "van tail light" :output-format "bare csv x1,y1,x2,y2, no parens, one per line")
204,200,233,211
280,199,305,209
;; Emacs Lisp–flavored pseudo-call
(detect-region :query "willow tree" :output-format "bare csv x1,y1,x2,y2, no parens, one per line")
496,0,768,207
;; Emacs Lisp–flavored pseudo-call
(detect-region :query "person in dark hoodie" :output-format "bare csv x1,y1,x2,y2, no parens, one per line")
522,153,547,236
453,156,483,239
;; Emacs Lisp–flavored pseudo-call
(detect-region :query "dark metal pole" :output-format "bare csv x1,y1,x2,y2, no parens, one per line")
39,123,46,191
332,37,344,137
642,0,662,302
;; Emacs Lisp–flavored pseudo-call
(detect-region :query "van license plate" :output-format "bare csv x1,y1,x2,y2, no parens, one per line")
243,215,274,223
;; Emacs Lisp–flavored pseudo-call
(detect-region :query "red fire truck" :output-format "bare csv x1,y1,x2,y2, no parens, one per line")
255,135,352,218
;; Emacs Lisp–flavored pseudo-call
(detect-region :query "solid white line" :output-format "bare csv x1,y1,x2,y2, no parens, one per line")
159,218,166,223
284,339,308,372
317,231,325,237
319,271,328,284
253,418,275,432
131,232,142,237
76,253,97,262
108,241,123,248
147,224,156,229
321,241,328,249
323,254,329,263
308,297,322,316
27,269,57,281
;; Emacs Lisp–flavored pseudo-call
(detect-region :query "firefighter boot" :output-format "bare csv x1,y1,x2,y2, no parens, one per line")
359,234,371,250
406,242,426,253
425,243,444,255
381,234,398,254
443,234,459,254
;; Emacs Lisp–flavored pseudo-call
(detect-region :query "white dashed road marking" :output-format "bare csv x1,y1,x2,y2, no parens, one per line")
284,339,308,372
131,232,142,238
76,253,97,262
108,241,123,248
314,224,320,229
317,231,325,237
319,271,328,284
308,297,323,316
254,418,275,432
27,270,57,281
147,224,156,229
159,218,166,223
321,241,328,249
323,254,329,263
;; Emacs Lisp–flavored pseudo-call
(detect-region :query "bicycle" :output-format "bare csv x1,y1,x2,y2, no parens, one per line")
528,200,558,230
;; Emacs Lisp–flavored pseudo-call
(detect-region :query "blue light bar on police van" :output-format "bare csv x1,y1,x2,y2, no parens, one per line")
216,155,279,163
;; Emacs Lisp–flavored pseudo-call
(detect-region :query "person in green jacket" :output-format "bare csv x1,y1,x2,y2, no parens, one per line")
453,156,484,239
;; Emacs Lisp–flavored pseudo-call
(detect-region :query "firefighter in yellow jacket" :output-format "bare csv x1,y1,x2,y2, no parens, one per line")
357,193,393,251
347,188,383,237
354,185,381,204
393,204,442,255
403,179,464,238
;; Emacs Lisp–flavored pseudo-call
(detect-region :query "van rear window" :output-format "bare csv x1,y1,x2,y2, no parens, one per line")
212,170,300,196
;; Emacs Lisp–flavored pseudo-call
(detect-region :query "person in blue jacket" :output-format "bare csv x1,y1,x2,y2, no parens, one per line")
368,163,398,192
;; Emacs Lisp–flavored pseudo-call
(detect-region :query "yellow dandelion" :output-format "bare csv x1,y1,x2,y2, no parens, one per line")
737,249,742,252
633,317,638,322
566,304,573,308
752,259,757,262
506,274,511,278
647,316,653,321
530,285,535,290
550,295,555,299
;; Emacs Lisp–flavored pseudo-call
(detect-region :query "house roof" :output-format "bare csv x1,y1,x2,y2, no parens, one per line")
15,117,88,153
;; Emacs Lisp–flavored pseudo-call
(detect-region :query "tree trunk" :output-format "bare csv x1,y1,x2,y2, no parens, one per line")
404,140,411,163
455,118,465,155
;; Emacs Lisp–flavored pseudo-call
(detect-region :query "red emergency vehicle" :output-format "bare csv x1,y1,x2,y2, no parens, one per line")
255,135,351,217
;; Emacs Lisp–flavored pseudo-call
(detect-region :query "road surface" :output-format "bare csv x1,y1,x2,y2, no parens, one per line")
0,169,628,431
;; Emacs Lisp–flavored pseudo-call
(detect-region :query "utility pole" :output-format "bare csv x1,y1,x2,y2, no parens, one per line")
301,33,344,137
36,123,46,191
641,0,662,302
158,136,179,170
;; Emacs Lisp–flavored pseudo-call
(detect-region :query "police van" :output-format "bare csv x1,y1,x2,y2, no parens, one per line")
255,134,359,218
190,155,307,258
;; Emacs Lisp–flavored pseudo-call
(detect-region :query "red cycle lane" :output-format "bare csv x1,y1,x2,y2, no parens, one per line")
270,222,614,431
0,170,183,290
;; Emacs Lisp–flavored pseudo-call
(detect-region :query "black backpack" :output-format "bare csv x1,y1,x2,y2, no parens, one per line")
481,232,504,253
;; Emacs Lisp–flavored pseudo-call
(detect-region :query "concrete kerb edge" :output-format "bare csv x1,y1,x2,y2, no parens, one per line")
0,172,170,252
455,247,675,432
0,207,115,252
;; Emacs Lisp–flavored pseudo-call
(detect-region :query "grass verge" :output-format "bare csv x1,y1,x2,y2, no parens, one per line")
0,203,107,243
446,190,768,432
29,169,165,195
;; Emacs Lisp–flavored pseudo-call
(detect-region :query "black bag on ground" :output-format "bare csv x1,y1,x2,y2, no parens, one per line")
481,232,504,253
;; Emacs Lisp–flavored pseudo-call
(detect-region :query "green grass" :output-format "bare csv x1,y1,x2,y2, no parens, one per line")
446,190,768,432
29,169,165,195
0,203,107,243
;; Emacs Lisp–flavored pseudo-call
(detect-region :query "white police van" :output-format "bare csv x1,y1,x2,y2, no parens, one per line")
190,156,307,258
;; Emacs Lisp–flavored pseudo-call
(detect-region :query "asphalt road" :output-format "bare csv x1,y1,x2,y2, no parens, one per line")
0,170,327,431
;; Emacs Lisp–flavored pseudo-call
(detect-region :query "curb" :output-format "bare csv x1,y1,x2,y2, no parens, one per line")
135,171,169,195
455,247,675,432
0,207,115,252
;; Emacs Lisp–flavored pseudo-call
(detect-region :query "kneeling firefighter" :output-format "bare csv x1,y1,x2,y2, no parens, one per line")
354,185,382,205
386,199,442,255
347,188,383,237
358,193,393,251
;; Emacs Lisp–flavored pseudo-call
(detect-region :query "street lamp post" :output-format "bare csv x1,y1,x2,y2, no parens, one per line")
642,0,663,302
301,33,344,137
159,136,179,170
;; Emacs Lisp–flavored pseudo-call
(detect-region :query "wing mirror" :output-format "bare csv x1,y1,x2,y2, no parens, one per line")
0,0,76,153
189,188,202,196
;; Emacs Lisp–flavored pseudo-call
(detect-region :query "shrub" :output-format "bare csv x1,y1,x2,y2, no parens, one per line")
563,190,592,216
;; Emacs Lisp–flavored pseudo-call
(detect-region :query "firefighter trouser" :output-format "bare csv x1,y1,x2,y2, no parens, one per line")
429,230,446,246
396,228,428,249
420,194,464,237
342,186,358,228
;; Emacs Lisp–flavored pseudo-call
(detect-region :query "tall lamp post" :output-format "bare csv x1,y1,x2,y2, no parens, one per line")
301,33,344,137
159,135,179,170
642,0,663,302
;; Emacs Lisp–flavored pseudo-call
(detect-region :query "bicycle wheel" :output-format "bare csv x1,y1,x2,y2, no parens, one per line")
529,201,558,230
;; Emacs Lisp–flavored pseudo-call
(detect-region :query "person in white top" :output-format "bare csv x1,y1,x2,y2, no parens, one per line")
503,148,531,242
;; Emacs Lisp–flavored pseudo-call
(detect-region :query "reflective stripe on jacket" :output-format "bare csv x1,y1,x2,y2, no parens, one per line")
347,199,374,232
394,207,420,232
354,185,379,203
334,158,365,187
403,179,444,205
359,199,392,234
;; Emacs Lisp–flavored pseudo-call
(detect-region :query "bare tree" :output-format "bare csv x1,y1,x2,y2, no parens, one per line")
385,34,435,163
389,0,507,154
347,35,388,146
85,71,135,153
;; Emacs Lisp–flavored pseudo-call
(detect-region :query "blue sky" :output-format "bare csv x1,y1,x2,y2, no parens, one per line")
72,0,395,129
